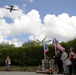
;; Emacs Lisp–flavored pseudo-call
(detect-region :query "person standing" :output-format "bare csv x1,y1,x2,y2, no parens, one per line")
5,56,11,71
68,47,76,75
53,50,63,74
61,49,68,74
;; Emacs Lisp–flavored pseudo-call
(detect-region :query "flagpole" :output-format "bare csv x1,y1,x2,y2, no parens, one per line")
53,38,57,56
44,42,46,60
55,46,57,56
44,51,46,60
53,38,59,72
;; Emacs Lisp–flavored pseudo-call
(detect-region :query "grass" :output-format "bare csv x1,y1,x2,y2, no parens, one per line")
0,65,38,72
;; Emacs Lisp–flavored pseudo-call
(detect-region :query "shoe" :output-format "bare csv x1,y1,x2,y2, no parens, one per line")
60,72,63,74
57,72,60,74
63,73,68,74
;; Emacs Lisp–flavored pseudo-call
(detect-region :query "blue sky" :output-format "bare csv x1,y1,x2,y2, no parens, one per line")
0,0,76,46
1,0,76,19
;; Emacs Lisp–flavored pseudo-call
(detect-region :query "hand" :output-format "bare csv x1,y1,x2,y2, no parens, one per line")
53,56,55,58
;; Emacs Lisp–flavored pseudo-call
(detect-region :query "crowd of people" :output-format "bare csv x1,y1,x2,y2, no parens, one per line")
54,47,76,75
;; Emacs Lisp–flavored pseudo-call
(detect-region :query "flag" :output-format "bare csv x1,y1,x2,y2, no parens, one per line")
53,38,65,51
44,42,49,53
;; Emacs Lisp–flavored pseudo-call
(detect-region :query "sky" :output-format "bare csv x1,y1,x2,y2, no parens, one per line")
0,0,76,47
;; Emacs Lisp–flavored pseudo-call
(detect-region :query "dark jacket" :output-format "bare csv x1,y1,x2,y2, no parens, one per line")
55,52,62,64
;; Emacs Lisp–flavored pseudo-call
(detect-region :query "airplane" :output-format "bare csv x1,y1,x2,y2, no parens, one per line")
4,5,18,12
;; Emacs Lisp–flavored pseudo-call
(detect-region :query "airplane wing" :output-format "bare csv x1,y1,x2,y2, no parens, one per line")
4,6,18,12
12,9,18,11
4,7,11,10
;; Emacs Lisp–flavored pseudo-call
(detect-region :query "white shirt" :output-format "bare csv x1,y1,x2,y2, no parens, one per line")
61,51,68,60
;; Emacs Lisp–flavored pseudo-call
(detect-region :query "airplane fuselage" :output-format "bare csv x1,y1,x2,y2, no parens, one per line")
4,5,18,12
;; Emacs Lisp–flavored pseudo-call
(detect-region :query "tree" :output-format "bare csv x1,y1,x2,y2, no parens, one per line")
22,40,39,47
0,42,15,49
22,36,51,47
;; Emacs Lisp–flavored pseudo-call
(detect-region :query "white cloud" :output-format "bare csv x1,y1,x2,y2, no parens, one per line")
29,0,34,3
43,13,76,41
22,4,27,7
29,35,34,41
0,6,76,46
4,38,23,47
9,38,23,47
20,0,34,3
25,0,34,3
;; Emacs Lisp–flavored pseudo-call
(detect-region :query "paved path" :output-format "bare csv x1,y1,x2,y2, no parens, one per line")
0,72,64,75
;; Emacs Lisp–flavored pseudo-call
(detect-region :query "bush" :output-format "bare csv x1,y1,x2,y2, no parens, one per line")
0,43,69,66
0,46,44,66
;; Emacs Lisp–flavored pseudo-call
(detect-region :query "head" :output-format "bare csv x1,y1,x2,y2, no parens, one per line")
7,56,9,59
57,50,61,54
70,47,75,52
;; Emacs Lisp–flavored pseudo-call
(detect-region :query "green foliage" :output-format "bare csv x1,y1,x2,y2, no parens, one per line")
0,38,76,66
66,38,76,52
0,42,15,49
22,41,40,47
0,46,44,66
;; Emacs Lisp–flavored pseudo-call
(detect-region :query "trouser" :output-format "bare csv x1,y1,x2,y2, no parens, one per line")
63,61,68,73
72,63,76,75
68,63,76,75
6,64,10,71
57,62,63,73
74,63,76,72
68,65,72,75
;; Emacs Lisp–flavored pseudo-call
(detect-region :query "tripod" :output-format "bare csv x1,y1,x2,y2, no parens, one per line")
22,51,29,71
22,61,29,71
